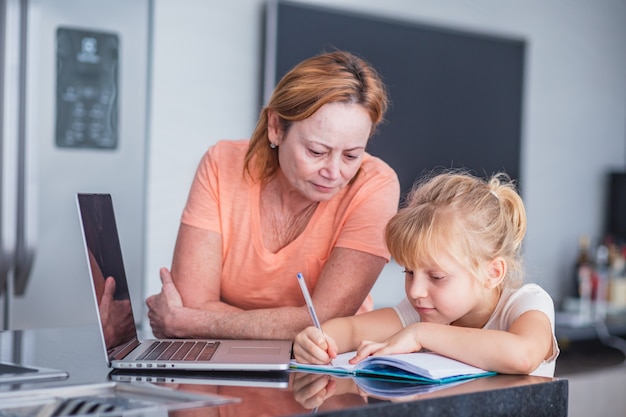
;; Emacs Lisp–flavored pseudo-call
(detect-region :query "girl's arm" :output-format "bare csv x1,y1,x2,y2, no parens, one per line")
354,309,554,374
423,310,553,374
293,307,404,364
325,307,405,352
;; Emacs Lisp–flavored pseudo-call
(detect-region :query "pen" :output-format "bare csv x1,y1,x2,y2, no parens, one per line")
296,272,334,365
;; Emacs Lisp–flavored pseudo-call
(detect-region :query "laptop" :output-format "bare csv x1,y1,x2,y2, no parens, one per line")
76,193,293,371
109,369,290,388
0,362,68,386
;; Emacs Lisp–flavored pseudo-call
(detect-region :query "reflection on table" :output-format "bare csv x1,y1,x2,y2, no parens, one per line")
0,325,568,417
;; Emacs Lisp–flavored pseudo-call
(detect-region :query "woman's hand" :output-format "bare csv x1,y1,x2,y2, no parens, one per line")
293,326,339,364
146,268,186,338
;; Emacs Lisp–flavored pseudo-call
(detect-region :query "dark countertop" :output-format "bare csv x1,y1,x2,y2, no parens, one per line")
1,325,568,417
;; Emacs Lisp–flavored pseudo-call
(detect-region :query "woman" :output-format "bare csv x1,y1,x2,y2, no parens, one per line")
146,51,400,340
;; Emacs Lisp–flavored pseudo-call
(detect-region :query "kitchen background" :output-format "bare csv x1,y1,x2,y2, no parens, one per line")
147,0,626,316
1,0,625,334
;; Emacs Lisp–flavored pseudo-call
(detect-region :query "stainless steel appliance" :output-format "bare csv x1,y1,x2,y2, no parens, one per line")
1,0,150,329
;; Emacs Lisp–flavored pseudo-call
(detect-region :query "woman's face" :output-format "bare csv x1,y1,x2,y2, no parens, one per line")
269,102,372,202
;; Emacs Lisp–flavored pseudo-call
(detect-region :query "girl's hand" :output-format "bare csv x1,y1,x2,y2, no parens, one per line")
293,326,338,364
292,372,337,410
349,324,423,363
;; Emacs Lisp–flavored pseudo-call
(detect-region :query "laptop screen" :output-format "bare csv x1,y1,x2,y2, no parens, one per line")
77,194,138,357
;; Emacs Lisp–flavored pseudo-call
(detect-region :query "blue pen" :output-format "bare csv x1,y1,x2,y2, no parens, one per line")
296,272,334,365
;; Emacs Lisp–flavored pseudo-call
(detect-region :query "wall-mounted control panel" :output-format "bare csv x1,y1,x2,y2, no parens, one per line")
56,28,119,149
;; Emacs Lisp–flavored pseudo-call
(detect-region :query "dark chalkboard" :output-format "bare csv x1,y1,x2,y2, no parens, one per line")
262,0,526,199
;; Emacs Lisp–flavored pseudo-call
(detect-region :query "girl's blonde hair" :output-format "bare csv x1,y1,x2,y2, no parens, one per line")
244,50,388,182
385,170,526,288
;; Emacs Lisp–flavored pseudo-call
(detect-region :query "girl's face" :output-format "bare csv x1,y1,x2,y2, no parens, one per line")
269,102,371,202
404,251,494,328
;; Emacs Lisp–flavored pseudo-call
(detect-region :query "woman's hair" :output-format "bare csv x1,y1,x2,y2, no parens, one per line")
385,170,527,288
244,50,388,181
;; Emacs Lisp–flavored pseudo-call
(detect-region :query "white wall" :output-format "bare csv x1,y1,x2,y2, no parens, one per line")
145,0,626,317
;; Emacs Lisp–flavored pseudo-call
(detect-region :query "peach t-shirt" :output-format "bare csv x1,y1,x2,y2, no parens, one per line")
181,140,400,310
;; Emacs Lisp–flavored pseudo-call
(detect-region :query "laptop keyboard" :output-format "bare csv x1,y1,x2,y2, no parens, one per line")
137,341,221,361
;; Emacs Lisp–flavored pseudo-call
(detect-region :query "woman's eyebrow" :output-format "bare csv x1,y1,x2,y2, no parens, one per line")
308,140,365,152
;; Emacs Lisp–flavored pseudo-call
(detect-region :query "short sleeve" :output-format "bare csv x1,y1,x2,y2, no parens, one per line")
490,284,560,376
181,140,248,233
393,297,421,328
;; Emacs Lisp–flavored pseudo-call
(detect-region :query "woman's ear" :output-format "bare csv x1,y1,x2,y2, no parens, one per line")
267,110,282,145
485,257,507,289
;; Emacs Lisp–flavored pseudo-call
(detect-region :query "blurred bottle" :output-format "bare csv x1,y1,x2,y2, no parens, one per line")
575,235,593,321
608,245,626,310
574,235,593,296
593,243,609,321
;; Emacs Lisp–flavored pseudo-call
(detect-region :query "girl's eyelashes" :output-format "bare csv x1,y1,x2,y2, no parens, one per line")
402,268,446,280
402,269,446,280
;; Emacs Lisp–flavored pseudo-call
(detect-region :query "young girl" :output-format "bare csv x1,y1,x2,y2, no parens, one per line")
293,170,559,377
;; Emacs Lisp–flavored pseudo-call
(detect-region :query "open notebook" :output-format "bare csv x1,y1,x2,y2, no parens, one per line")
76,193,292,371
291,351,496,384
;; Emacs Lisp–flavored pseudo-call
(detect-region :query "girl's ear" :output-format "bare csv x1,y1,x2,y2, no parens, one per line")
485,257,507,289
267,110,282,145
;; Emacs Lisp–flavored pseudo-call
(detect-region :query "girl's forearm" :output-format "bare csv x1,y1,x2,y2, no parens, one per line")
416,322,543,374
323,308,404,354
